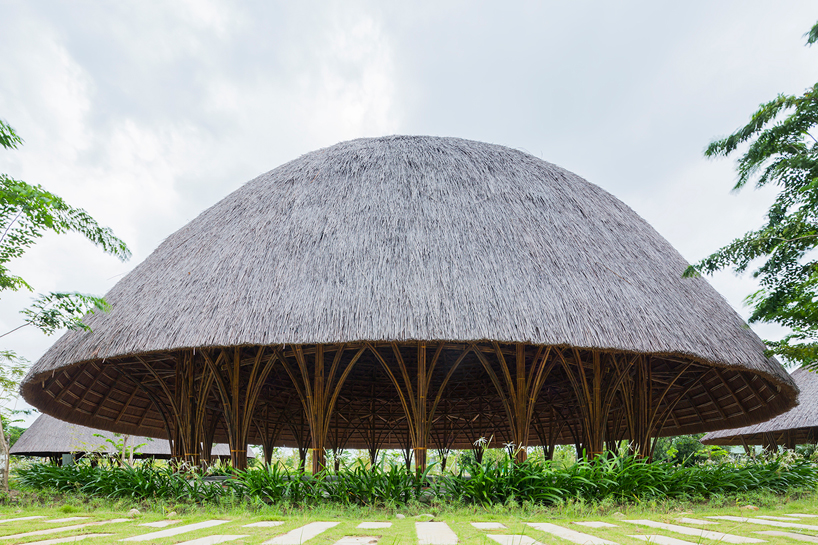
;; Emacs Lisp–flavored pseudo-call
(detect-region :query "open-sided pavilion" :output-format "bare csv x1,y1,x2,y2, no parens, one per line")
20,136,797,471
10,414,240,463
702,368,815,453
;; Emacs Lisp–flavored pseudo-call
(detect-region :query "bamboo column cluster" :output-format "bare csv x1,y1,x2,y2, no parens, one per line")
474,344,555,463
115,342,725,471
201,348,277,469
369,342,474,472
279,345,366,473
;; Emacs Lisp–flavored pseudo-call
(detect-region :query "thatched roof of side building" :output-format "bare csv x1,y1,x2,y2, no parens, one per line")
20,135,797,446
10,414,243,459
702,368,818,447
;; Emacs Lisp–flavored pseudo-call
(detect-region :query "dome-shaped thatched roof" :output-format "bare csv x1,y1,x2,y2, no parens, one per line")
20,135,797,450
702,368,816,447
24,136,791,375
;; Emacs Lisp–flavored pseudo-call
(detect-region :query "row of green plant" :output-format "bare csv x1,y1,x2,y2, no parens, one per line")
15,454,818,507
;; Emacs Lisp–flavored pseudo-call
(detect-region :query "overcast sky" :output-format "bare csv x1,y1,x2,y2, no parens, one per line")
1,1,816,422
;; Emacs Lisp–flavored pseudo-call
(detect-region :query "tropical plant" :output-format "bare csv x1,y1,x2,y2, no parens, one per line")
652,434,729,466
15,452,818,506
90,433,148,466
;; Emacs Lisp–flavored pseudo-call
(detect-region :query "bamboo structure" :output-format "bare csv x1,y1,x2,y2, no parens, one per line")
20,136,798,469
10,414,241,461
702,368,815,451
279,345,366,472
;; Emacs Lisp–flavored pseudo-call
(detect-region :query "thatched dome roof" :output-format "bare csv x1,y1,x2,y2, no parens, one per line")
10,414,241,459
20,135,797,444
24,136,792,374
702,368,815,447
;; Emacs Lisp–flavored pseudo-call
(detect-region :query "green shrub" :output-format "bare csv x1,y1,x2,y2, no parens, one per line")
15,452,818,506
445,453,818,505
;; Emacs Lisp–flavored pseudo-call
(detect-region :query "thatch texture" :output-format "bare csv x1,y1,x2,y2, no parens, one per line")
702,368,817,447
19,135,797,451
10,414,240,459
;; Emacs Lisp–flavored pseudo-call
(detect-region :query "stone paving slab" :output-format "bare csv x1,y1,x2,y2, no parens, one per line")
631,535,701,545
572,522,618,528
0,520,129,541
243,521,285,528
139,520,181,528
488,535,545,545
758,517,802,521
416,522,458,545
678,518,718,525
0,516,47,524
264,522,340,545
48,518,90,523
708,516,818,531
23,534,112,545
0,519,131,540
622,520,764,544
755,531,818,543
122,520,229,542
334,537,379,544
472,522,506,530
174,536,248,545
787,515,818,519
358,522,392,529
528,522,617,544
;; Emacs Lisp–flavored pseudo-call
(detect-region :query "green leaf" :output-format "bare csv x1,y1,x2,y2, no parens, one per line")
19,292,110,335
690,21,818,368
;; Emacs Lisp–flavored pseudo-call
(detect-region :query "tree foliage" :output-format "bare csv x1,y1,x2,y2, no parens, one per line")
0,119,130,337
0,118,130,491
685,21,818,368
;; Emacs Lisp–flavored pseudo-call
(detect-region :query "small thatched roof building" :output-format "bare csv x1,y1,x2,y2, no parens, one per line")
10,414,242,460
702,368,817,450
20,136,797,469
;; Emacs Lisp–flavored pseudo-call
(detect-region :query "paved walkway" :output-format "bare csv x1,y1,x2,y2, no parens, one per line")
0,511,816,544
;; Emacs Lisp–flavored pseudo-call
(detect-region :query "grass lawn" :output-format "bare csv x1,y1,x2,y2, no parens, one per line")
1,491,818,544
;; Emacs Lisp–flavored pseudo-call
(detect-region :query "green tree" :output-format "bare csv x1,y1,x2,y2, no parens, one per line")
0,119,130,340
0,118,130,490
685,21,818,368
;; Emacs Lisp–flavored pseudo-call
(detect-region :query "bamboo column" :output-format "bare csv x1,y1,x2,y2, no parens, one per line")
467,396,488,463
473,343,555,463
618,356,706,459
363,382,389,466
279,344,366,473
112,363,177,461
762,432,778,453
203,347,278,469
785,430,796,451
287,409,311,471
558,349,631,459
399,425,413,470
740,437,753,457
619,355,649,456
431,400,455,472
369,341,473,472
533,406,565,461
173,351,214,466
328,407,355,472
254,402,285,466
200,411,219,465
